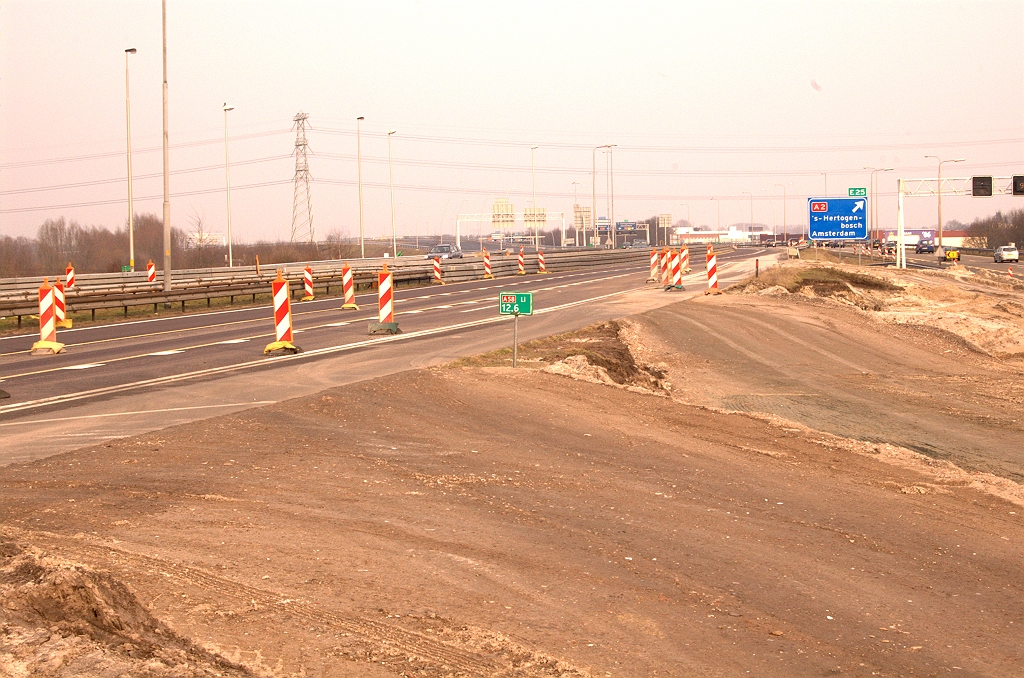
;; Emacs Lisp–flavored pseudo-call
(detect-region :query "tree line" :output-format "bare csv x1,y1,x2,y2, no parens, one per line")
965,208,1024,249
0,213,368,279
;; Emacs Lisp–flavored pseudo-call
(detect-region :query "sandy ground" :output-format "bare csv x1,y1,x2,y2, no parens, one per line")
2,263,1023,677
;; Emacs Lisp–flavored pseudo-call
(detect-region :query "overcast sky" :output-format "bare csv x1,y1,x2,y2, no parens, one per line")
2,0,1022,244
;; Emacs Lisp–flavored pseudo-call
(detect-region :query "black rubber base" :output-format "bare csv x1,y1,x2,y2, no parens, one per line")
369,322,401,335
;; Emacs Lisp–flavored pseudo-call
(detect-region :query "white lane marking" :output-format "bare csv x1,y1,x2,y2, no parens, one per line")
325,322,349,327
147,350,184,356
218,338,250,344
61,363,104,370
460,306,491,313
402,309,424,314
0,402,278,428
0,287,640,415
435,305,453,309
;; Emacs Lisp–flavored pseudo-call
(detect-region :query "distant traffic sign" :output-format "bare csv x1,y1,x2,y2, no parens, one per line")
499,292,533,316
848,187,867,197
1013,175,1024,196
972,176,993,197
807,197,868,240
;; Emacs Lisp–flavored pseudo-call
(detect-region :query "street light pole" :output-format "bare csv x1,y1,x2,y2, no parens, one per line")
531,145,538,248
223,104,234,267
591,144,611,248
124,48,136,271
161,0,171,292
356,116,365,258
388,130,397,257
774,183,787,243
864,167,893,243
925,156,965,249
609,144,617,248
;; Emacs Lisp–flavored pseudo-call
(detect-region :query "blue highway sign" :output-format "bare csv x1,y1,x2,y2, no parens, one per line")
807,197,867,240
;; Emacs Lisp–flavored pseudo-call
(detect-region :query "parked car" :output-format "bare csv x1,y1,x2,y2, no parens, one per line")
915,240,935,254
425,244,463,259
994,245,1019,263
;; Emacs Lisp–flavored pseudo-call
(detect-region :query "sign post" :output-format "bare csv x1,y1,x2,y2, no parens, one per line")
498,291,533,367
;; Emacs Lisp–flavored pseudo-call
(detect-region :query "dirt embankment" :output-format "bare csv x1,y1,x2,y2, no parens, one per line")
732,261,1024,359
1,306,1023,675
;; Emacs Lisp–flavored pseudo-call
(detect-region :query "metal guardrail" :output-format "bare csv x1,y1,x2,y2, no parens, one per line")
1,249,648,325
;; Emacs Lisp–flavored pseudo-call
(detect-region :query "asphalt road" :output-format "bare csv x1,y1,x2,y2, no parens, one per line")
0,249,773,464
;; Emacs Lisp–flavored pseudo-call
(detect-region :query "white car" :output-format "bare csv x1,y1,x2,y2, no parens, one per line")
994,245,1019,263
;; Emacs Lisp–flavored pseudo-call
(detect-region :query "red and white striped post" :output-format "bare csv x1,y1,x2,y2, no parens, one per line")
517,247,526,275
65,262,76,288
432,256,445,284
301,265,315,301
666,249,683,289
660,248,670,285
369,262,400,334
647,249,658,282
341,261,359,310
705,243,721,294
31,278,65,354
264,270,300,354
483,247,494,279
537,249,549,274
54,280,72,328
681,246,691,272
146,259,156,283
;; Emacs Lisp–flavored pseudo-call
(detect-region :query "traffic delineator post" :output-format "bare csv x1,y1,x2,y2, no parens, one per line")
431,256,445,285
301,265,315,301
1009,266,1013,279
705,243,721,295
537,249,549,274
341,262,359,309
647,249,658,283
665,249,684,291
660,248,670,285
65,262,75,288
681,245,691,273
54,280,72,328
146,259,156,283
31,278,65,355
255,254,262,277
369,262,400,335
264,270,300,354
517,247,526,275
483,247,494,279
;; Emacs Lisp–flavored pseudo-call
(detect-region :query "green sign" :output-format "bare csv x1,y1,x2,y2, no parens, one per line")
121,265,131,272
848,187,867,197
499,291,533,316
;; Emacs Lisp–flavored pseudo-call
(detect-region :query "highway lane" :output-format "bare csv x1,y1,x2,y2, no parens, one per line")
0,249,771,463
0,265,645,406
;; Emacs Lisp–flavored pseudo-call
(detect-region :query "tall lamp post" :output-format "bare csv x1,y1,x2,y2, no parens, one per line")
571,181,583,246
356,116,365,258
223,104,234,267
774,183,787,243
591,144,611,248
161,0,171,292
530,145,539,248
924,156,965,249
388,130,397,257
608,144,617,248
124,48,137,271
864,167,893,243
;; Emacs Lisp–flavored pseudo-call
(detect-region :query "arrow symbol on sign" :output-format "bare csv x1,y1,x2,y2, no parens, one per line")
852,201,864,213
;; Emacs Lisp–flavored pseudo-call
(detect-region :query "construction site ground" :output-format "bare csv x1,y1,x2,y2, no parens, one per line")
2,261,1023,677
